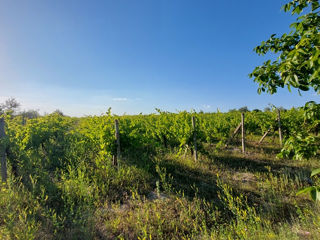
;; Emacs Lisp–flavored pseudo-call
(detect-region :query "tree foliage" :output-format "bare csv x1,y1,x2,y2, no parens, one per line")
249,0,320,94
238,106,249,113
0,97,20,114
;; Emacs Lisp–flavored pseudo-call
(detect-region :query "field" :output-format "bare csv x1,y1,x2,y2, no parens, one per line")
0,109,320,240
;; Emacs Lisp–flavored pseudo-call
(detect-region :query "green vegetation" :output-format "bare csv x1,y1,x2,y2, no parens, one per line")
250,0,320,201
1,0,319,238
249,0,320,94
0,107,320,239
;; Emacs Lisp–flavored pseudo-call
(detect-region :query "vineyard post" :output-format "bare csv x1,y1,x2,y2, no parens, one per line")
225,122,241,147
258,127,271,145
241,113,245,154
192,116,198,161
113,119,120,167
0,118,7,182
277,109,283,147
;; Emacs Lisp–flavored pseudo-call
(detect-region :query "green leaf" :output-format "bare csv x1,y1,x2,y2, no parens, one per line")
311,168,320,177
310,187,318,201
296,186,315,196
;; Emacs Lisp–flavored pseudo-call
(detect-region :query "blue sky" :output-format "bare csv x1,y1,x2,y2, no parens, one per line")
0,0,318,116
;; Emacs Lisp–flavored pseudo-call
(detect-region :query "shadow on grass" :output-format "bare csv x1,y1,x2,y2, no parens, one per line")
226,139,281,155
123,147,219,201
205,145,310,178
122,144,311,226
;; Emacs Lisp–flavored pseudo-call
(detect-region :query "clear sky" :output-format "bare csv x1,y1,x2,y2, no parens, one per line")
0,0,318,116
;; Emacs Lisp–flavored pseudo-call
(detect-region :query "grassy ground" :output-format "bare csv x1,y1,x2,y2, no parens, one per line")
1,136,320,239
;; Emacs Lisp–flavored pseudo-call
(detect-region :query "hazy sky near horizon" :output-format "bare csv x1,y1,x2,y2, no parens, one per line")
0,0,318,116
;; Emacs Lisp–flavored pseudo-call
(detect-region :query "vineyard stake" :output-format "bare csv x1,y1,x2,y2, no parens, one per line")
192,116,198,161
277,109,283,147
0,118,7,182
241,113,245,154
113,119,121,167
258,127,272,145
225,122,241,147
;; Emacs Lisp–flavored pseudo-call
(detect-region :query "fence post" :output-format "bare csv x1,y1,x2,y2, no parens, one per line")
277,109,283,147
113,119,120,167
241,113,245,154
0,118,7,182
192,116,198,161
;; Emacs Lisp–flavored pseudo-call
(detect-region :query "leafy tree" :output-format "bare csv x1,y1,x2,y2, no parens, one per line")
249,0,320,94
20,110,40,119
52,109,64,116
250,0,320,201
238,106,249,113
278,106,287,112
264,107,271,112
0,97,20,114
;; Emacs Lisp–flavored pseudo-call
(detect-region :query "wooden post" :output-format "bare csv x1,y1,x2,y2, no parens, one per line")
277,109,283,147
241,113,245,154
225,122,242,147
0,118,7,182
113,119,120,167
192,116,198,161
258,127,272,145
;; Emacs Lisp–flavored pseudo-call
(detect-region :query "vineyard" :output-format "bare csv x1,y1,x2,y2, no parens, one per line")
0,0,319,238
1,107,320,239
